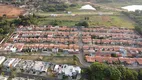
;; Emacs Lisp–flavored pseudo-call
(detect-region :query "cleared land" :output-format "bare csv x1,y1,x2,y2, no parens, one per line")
0,4,24,18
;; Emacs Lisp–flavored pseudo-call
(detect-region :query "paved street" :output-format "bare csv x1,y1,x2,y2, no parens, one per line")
75,26,91,67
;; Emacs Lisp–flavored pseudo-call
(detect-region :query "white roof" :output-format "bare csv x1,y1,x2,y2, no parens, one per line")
0,56,6,65
54,64,81,76
122,5,142,11
11,58,21,68
0,76,9,80
32,61,49,72
74,67,81,73
80,5,96,10
3,58,16,67
10,47,17,52
62,65,75,76
54,65,59,71
16,60,35,70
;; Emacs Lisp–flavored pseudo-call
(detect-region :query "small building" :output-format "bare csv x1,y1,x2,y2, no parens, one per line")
11,58,21,68
3,58,17,68
3,43,24,52
32,61,49,73
54,64,81,79
0,56,6,65
16,60,35,71
0,75,9,80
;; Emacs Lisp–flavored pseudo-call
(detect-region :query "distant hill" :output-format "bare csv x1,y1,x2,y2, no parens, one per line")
1,0,142,4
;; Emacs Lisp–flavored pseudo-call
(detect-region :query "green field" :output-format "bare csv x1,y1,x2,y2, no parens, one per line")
37,13,135,28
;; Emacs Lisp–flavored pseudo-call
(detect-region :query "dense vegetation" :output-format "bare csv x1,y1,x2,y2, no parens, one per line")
13,14,39,26
75,21,89,27
0,14,39,40
96,0,113,3
40,3,79,12
0,16,15,40
82,62,142,80
122,10,142,35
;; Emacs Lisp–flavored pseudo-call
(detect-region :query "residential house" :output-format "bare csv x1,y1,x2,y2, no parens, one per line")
3,58,17,70
54,64,81,79
11,58,21,68
0,56,6,65
16,60,35,72
32,61,49,73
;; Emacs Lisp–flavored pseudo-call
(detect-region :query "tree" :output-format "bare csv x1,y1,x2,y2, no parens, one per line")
73,55,77,61
0,28,4,33
125,69,138,80
1,72,5,76
138,69,142,80
75,21,89,28
117,66,127,80
104,67,121,80
89,62,107,80
117,66,138,80
13,15,39,26
111,53,117,57
48,7,56,12
50,20,62,26
2,14,7,18
11,70,17,78
83,63,139,80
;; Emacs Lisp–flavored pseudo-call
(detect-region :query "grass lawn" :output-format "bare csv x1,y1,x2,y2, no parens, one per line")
38,13,135,28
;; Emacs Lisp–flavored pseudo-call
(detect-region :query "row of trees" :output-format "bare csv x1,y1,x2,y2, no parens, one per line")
0,17,11,34
96,0,113,3
75,21,89,28
40,3,79,12
0,15,14,40
13,14,39,26
50,20,89,27
82,62,142,80
122,10,142,35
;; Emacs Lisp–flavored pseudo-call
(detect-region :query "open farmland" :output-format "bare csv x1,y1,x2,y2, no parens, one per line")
0,4,25,18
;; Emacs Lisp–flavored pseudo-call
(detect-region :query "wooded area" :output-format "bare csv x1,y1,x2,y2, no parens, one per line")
82,62,142,80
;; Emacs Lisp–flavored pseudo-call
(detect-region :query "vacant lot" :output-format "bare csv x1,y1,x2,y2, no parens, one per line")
0,4,24,18
38,14,134,28
8,55,82,66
